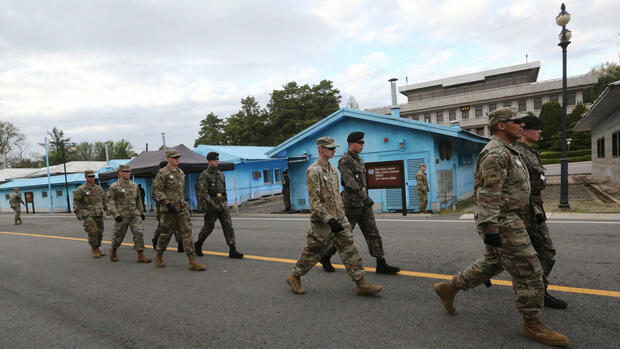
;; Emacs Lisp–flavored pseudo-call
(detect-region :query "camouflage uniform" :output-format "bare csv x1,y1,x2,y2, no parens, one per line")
107,179,146,250
293,160,365,281
416,167,429,212
452,136,544,320
9,192,24,224
73,183,107,248
324,150,384,258
515,141,556,288
152,199,182,244
282,172,291,211
196,166,236,247
152,165,196,255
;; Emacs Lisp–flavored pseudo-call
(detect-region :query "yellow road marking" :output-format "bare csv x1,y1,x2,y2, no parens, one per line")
2,230,620,298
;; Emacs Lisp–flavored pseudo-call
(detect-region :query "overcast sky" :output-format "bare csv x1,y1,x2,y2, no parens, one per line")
1,0,618,158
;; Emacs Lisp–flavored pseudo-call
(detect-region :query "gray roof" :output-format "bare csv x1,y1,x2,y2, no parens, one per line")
24,161,107,178
0,168,40,182
574,80,620,131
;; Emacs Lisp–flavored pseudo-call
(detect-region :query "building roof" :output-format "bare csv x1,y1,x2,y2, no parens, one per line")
97,159,131,173
0,168,41,182
25,161,107,178
574,80,620,131
266,108,488,158
0,173,86,190
194,145,274,163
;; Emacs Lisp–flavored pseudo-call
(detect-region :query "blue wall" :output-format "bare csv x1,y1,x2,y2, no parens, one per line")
1,183,82,213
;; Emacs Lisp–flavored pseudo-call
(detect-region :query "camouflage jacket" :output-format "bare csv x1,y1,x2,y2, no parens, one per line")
514,141,547,222
73,184,107,217
307,160,346,223
338,151,369,208
474,136,530,235
107,179,144,217
416,169,428,192
9,192,24,208
197,166,227,212
282,175,290,194
153,165,189,214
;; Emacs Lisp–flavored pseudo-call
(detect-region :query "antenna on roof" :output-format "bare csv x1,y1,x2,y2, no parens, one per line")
405,76,408,84
526,53,528,63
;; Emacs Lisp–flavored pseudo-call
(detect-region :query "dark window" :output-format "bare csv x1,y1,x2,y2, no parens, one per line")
274,169,282,183
518,99,526,112
57,190,63,197
503,101,512,108
549,95,559,103
411,113,420,121
534,96,542,110
597,137,605,158
436,111,444,123
424,112,431,123
42,191,48,198
566,92,576,106
4,194,9,200
458,154,473,166
461,109,469,119
488,103,497,112
613,131,619,158
449,109,456,121
252,171,261,179
475,105,483,118
263,169,273,184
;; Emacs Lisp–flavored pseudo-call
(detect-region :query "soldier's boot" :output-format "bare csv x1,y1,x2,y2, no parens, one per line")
544,291,568,309
320,256,335,273
154,252,166,268
228,244,244,259
187,255,206,271
286,273,305,294
151,237,158,251
355,278,383,296
97,246,106,256
91,247,101,258
194,242,204,257
433,281,458,314
109,248,119,262
521,318,570,347
177,241,184,253
136,250,152,263
375,257,400,275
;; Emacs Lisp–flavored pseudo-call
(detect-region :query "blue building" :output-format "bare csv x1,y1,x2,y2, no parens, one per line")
266,108,488,212
194,145,287,205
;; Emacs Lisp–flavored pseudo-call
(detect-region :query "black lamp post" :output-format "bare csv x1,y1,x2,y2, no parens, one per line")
556,3,572,209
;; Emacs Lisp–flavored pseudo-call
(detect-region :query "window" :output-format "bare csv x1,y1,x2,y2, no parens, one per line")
424,112,431,123
503,100,512,108
57,190,63,197
252,171,262,179
42,191,48,198
458,154,473,166
613,131,619,158
534,96,542,110
4,194,9,200
411,113,420,121
549,95,559,103
476,127,484,136
461,109,469,120
475,105,483,118
263,169,273,184
274,169,282,183
597,137,605,158
436,111,444,123
488,103,497,112
566,92,576,105
449,109,456,121
518,99,526,112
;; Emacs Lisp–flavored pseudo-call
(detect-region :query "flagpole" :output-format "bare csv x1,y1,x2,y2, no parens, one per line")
45,137,54,212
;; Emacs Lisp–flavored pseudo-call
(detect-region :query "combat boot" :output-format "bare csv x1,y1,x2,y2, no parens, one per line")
154,252,166,268
109,248,119,262
228,244,244,259
97,247,105,256
433,281,458,314
375,257,400,275
194,242,203,256
355,278,383,296
320,256,335,272
521,318,570,347
91,247,101,258
544,291,568,309
136,250,152,263
187,255,206,271
286,273,305,294
177,241,184,253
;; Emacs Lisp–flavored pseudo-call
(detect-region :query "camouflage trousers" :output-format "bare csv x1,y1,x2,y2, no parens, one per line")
527,221,556,288
152,213,182,244
82,216,104,248
452,224,544,320
157,211,195,255
12,206,22,224
325,206,384,258
294,219,365,281
418,190,428,212
283,189,291,211
197,208,236,246
111,216,145,250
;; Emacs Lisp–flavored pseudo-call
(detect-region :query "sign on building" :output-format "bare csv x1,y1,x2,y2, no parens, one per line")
365,160,407,216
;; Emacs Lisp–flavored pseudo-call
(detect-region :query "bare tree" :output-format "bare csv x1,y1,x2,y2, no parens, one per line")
0,121,25,168
345,95,360,110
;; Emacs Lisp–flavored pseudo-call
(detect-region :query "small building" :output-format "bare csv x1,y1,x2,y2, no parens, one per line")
266,108,488,212
574,80,620,186
194,145,287,204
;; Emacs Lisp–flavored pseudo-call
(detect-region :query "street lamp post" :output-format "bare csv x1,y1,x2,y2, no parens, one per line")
556,3,572,209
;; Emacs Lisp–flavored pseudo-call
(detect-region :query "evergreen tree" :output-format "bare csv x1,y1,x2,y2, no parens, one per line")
194,113,227,146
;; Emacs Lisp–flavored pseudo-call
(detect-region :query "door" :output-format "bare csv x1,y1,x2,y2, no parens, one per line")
24,192,35,214
379,153,428,212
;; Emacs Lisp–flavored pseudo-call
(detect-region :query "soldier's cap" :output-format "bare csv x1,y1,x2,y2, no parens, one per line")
165,149,181,158
316,136,338,149
84,170,96,177
118,164,131,172
13,187,18,190
521,115,542,130
282,169,288,174
488,108,524,128
159,160,168,168
347,131,364,143
206,152,219,161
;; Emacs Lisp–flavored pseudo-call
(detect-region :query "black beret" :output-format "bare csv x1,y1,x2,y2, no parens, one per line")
206,152,219,161
521,115,542,130
347,131,365,142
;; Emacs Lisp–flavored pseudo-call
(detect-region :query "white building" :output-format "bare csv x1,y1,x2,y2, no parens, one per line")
369,61,598,137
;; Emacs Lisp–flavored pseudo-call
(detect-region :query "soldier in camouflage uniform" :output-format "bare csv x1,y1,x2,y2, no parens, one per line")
152,160,183,252
73,171,107,258
286,136,382,297
194,151,244,259
282,169,291,211
106,164,151,263
9,188,25,225
416,164,429,213
152,149,205,271
320,131,400,275
433,109,569,347
516,115,567,309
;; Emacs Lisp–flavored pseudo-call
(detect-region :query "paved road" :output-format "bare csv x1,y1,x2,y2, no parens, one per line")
1,214,618,348
545,161,592,176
